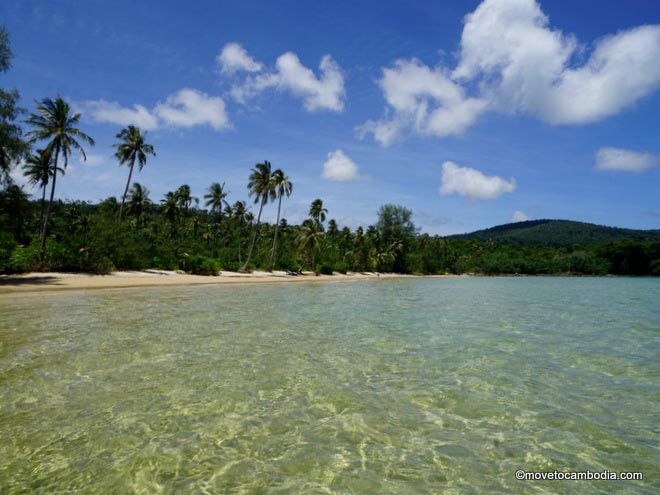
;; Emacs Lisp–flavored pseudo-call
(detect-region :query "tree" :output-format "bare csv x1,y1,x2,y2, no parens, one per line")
204,182,229,257
176,184,197,213
26,97,94,257
297,219,325,270
268,169,292,270
231,200,251,264
309,198,327,229
22,148,59,223
126,182,150,226
114,125,155,222
161,191,179,235
0,26,28,187
241,161,275,271
376,204,416,244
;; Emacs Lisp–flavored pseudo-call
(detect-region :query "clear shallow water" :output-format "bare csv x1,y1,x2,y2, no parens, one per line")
0,278,658,494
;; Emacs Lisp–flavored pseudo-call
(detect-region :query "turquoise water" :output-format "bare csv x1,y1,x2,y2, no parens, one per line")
0,277,658,494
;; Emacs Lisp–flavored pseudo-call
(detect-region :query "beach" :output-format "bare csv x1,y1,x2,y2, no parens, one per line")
0,270,412,294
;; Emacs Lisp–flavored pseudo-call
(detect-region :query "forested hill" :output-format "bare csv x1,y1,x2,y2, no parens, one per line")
448,220,660,246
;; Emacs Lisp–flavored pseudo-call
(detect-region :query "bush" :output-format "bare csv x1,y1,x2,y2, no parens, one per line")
0,232,17,273
183,255,220,275
317,263,334,275
8,242,41,273
93,256,115,275
333,260,349,274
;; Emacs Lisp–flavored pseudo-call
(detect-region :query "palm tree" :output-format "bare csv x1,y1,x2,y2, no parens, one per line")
26,96,95,256
161,191,179,235
114,125,155,223
267,169,292,271
297,219,326,270
22,148,60,224
176,184,197,212
204,182,229,257
126,182,151,226
309,198,327,229
232,200,251,264
241,161,275,271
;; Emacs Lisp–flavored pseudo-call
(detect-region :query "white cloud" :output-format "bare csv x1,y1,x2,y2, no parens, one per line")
154,89,229,130
453,0,660,124
217,42,263,74
595,147,659,172
512,210,530,222
357,59,487,145
361,0,660,145
229,50,345,112
82,89,229,132
321,149,359,181
439,161,516,200
82,100,159,130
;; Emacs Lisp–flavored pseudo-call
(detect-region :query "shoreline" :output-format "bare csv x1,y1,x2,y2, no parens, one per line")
1,271,647,295
0,270,448,294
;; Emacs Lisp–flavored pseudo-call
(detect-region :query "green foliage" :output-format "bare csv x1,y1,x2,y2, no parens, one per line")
1,192,658,277
8,241,40,273
317,263,334,275
182,255,220,276
333,260,349,274
451,219,660,247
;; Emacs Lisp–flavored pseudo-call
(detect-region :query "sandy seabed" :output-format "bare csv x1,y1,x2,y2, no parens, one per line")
0,270,427,294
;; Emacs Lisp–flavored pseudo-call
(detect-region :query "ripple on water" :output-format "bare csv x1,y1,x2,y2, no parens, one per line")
0,277,658,494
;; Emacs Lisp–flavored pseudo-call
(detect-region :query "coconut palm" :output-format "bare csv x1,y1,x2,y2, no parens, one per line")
126,182,151,226
161,191,179,235
297,219,326,270
309,198,327,229
176,184,197,212
22,148,60,223
26,96,95,256
241,161,275,271
204,182,230,257
114,125,155,223
232,200,251,264
268,169,292,270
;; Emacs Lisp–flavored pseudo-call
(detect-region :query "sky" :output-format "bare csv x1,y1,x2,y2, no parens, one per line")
3,0,660,235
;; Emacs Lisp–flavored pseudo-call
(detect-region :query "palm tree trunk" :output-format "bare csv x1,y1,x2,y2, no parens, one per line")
39,183,47,225
118,158,135,222
212,209,222,258
241,198,264,272
237,225,242,264
40,147,60,259
268,195,283,271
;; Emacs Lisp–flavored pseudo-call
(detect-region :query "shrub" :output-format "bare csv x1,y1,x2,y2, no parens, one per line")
333,260,349,274
0,232,17,273
94,256,115,275
317,263,334,275
183,255,220,275
8,242,40,273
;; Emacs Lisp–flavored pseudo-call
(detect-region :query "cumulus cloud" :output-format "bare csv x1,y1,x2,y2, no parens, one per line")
217,42,263,74
82,100,159,130
595,147,659,172
362,0,660,145
321,149,359,181
512,210,530,222
82,89,229,132
154,89,229,130
439,161,516,200
454,0,660,124
357,59,487,145
226,46,345,112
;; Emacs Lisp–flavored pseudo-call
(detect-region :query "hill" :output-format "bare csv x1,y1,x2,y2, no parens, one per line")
448,219,660,247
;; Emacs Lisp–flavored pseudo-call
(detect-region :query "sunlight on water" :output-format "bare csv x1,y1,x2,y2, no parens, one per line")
1,278,658,493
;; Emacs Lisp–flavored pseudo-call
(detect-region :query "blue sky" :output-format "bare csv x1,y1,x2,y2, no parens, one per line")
3,0,660,234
